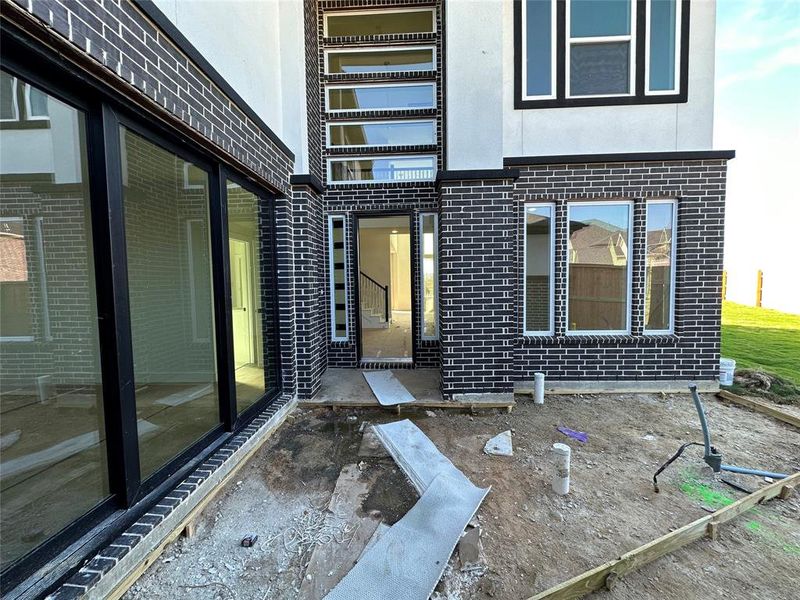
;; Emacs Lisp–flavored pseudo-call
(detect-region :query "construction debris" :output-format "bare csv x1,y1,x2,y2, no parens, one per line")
458,526,482,568
240,534,258,548
298,464,382,600
557,425,588,443
483,430,513,456
362,370,416,406
325,420,489,600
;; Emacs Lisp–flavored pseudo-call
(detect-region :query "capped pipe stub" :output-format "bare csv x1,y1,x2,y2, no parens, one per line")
552,442,571,456
534,372,545,380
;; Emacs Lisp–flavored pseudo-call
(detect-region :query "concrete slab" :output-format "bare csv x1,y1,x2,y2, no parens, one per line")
304,369,515,410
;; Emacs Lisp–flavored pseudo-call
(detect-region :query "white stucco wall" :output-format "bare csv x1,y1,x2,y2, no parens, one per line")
150,0,307,172
447,0,717,170
445,0,505,169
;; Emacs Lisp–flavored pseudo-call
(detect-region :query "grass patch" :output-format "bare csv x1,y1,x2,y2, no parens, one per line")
721,302,800,401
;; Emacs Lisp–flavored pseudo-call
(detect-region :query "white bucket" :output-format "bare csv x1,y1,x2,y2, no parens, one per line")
719,358,736,386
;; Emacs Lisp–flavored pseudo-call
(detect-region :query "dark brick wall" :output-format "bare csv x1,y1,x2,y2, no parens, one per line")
512,159,727,381
438,177,516,396
304,0,323,181
293,184,328,398
323,185,440,367
8,0,293,193
315,0,444,368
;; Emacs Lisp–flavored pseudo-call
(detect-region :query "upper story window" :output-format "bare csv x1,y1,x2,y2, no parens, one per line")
325,47,435,75
324,8,435,37
516,0,688,108
328,155,436,185
327,120,435,148
326,83,436,113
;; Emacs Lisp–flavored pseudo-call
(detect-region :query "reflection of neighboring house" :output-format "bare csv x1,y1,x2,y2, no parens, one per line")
568,222,628,266
646,229,673,267
0,225,27,283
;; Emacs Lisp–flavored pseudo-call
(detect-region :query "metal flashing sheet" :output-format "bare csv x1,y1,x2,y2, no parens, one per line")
362,370,416,406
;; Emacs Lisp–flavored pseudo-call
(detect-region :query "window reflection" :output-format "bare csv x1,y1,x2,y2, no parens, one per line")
0,70,108,568
120,128,220,479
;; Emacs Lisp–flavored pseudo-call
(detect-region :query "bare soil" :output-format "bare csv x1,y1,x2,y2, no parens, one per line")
125,392,799,600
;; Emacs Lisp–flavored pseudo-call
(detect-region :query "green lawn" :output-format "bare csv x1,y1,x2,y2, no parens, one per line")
721,301,800,387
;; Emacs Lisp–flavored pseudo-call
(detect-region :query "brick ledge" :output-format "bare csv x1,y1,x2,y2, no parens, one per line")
47,396,297,600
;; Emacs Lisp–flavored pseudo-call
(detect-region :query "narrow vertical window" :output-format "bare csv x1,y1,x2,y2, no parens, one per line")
120,128,220,479
329,215,348,340
647,0,680,93
567,202,632,333
524,204,555,335
523,0,555,98
420,213,438,339
644,200,676,333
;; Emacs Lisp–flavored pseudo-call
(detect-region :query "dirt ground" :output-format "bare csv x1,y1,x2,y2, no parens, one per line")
125,392,799,600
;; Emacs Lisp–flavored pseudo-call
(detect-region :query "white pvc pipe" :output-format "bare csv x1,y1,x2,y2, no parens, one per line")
551,443,571,495
533,372,545,404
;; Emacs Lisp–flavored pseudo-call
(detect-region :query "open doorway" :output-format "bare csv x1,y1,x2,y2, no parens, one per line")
357,215,412,361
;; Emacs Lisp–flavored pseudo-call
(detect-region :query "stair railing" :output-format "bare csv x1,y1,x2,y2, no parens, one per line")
359,271,389,323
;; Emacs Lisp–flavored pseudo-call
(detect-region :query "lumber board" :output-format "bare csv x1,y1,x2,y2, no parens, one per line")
298,398,515,410
716,390,800,428
526,472,800,600
298,464,382,600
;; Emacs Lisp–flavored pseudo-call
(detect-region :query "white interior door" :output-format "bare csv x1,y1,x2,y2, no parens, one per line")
230,239,253,368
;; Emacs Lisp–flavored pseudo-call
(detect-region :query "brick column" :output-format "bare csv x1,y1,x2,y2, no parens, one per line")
290,176,327,399
437,170,518,400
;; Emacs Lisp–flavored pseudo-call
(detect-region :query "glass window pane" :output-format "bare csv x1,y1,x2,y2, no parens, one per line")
329,156,435,183
121,128,220,480
525,205,553,333
570,42,630,96
1,71,108,568
327,10,434,36
568,203,630,332
327,49,434,74
1,71,18,120
525,0,553,96
421,213,437,338
329,216,348,339
649,0,678,91
226,181,278,412
645,202,675,331
328,84,435,112
26,85,49,118
329,121,435,147
571,0,631,37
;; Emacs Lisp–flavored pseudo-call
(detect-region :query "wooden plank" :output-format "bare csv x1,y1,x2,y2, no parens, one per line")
298,398,515,410
298,464,382,600
526,472,800,600
717,390,800,429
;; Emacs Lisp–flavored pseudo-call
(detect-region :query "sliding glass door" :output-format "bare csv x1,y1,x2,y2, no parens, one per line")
120,128,221,479
0,60,282,584
0,69,109,570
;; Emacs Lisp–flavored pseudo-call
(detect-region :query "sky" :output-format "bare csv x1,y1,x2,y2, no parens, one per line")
714,0,800,314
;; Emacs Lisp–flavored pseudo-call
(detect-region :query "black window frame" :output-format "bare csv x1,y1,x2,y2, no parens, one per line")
0,25,282,595
514,0,690,109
